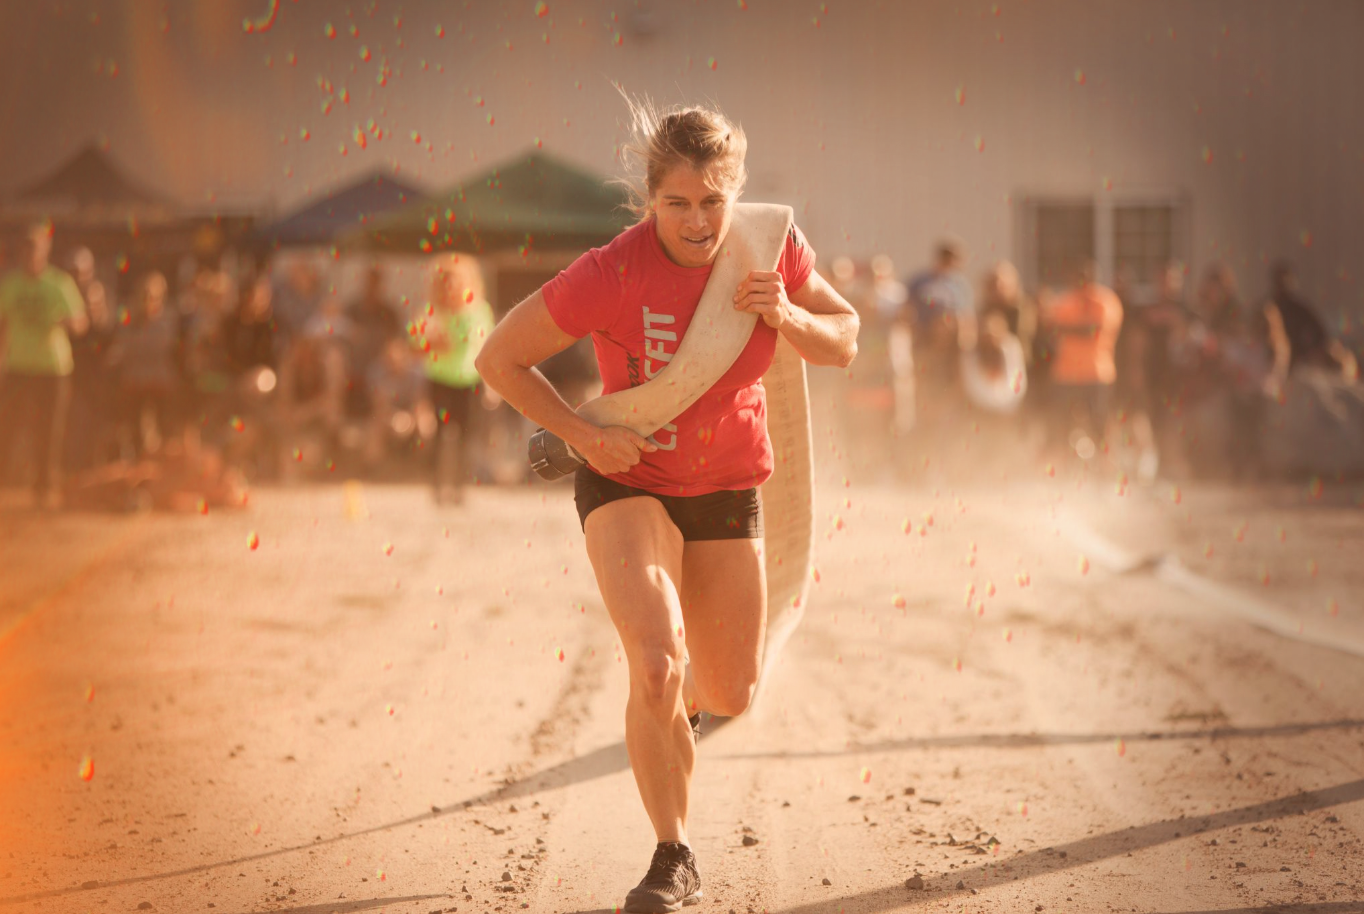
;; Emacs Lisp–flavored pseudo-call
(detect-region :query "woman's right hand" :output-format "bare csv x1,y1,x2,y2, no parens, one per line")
571,425,657,476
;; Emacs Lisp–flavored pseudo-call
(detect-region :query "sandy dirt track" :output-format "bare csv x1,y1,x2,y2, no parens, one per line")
2,464,1363,914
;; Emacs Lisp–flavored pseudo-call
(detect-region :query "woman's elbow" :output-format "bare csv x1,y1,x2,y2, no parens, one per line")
838,316,860,368
838,340,858,369
473,348,500,383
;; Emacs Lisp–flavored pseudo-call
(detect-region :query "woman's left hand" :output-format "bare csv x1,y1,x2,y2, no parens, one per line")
734,270,791,330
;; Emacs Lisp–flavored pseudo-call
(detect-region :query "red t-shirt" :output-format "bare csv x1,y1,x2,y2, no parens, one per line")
543,216,816,495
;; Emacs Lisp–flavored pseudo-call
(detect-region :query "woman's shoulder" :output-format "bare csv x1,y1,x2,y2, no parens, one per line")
557,220,653,288
592,218,654,263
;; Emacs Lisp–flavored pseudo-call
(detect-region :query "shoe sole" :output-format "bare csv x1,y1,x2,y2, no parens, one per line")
623,889,703,913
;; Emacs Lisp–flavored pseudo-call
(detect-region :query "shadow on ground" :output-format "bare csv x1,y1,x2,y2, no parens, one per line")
4,721,1358,910
765,778,1364,913
717,718,1364,761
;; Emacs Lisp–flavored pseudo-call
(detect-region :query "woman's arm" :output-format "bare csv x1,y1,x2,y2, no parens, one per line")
474,290,654,474
734,269,859,367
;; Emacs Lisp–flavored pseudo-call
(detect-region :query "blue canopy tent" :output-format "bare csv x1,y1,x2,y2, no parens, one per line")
256,170,427,249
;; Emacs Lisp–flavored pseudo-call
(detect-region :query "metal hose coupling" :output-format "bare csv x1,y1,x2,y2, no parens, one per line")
528,428,587,480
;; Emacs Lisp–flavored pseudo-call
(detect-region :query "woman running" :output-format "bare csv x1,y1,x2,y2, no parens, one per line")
475,99,859,913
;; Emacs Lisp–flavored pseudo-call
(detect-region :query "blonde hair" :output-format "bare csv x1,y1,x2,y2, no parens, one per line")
615,92,748,222
431,254,485,309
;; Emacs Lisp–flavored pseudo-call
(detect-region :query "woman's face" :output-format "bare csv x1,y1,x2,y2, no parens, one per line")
650,164,737,268
433,262,475,309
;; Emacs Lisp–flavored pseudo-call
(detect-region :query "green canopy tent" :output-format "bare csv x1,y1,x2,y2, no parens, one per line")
349,150,631,256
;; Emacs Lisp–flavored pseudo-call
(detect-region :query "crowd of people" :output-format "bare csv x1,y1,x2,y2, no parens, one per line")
0,221,497,510
4,218,1362,511
834,237,1363,482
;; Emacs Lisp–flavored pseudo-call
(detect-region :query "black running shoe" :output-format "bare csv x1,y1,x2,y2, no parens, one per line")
623,841,702,913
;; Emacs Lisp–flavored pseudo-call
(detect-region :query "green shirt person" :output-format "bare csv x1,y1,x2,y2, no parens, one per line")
0,260,86,376
423,298,495,389
418,258,498,505
0,222,90,506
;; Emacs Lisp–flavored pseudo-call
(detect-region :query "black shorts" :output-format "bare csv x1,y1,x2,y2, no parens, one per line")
573,469,763,541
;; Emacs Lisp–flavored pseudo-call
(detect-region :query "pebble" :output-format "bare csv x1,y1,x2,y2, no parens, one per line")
501,870,512,881
822,878,832,886
741,835,759,847
905,874,925,890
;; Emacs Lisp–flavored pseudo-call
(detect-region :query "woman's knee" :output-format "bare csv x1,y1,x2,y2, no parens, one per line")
630,642,686,706
704,676,758,718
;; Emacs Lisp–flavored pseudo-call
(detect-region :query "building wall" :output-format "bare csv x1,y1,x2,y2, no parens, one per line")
1,0,1360,321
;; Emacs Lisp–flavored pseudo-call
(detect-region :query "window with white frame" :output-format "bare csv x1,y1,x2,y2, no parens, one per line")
1019,195,1188,300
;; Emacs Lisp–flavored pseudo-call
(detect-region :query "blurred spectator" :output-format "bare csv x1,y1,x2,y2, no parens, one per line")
977,260,1041,427
111,272,178,458
907,238,975,370
346,263,402,417
364,338,426,470
1144,262,1191,473
1110,265,1160,481
223,273,279,374
0,222,87,506
959,310,1028,417
65,247,117,474
905,238,975,435
908,238,975,324
221,274,283,478
273,258,322,342
280,295,351,456
871,254,914,437
419,256,496,505
871,254,909,325
1263,261,1359,390
978,261,1038,369
1182,263,1271,478
178,259,237,446
1041,260,1123,458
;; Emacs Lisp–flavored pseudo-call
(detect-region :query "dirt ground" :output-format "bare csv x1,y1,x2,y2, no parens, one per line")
2,437,1363,914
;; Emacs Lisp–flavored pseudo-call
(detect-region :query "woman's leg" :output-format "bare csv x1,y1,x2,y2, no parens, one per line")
428,382,464,500
679,539,766,718
447,387,474,498
584,496,692,843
